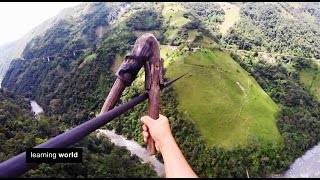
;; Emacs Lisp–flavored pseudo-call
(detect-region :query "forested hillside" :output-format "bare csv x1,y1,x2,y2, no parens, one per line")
1,2,320,178
223,2,320,59
0,2,129,82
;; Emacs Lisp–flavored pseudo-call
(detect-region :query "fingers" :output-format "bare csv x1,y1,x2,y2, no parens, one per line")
140,116,149,124
158,114,168,121
159,114,165,119
140,115,154,126
142,124,148,131
142,131,149,143
142,131,149,138
141,117,151,143
142,124,148,143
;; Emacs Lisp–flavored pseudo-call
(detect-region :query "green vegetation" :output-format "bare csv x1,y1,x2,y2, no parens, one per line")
22,2,129,60
187,30,198,42
224,2,320,59
183,2,225,33
84,53,97,63
0,89,157,178
161,3,190,45
26,134,157,178
165,49,281,148
161,2,222,46
160,45,176,64
1,4,159,177
162,3,191,28
111,54,123,73
108,50,320,177
299,63,320,101
229,52,320,177
127,8,162,31
2,2,320,178
217,2,240,36
78,53,97,69
164,29,178,43
300,70,315,86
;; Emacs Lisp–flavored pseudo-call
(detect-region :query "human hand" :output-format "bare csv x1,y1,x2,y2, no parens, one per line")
141,114,174,152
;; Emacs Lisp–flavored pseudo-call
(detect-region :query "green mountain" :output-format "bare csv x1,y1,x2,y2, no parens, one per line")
1,2,320,178
165,49,281,149
0,2,128,83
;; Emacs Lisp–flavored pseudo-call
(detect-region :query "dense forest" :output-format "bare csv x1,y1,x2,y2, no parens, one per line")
224,2,320,59
1,2,320,178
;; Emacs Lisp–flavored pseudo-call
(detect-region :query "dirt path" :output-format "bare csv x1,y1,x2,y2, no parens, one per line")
236,81,247,97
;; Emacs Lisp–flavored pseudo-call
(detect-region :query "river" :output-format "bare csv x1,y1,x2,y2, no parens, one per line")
97,129,165,177
30,100,44,115
30,100,165,177
275,143,320,178
30,101,320,177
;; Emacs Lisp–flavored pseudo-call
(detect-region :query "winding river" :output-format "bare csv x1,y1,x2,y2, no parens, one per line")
97,129,165,177
30,100,165,177
30,100,320,177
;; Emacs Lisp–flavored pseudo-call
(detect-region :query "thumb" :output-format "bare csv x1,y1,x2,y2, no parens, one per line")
141,115,153,127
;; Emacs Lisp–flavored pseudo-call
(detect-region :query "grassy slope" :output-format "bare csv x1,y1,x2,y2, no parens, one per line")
187,30,197,42
163,3,190,27
299,63,320,102
165,49,281,149
162,2,191,41
217,2,240,36
111,54,123,73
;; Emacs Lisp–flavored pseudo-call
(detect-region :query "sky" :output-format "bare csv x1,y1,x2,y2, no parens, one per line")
0,2,82,46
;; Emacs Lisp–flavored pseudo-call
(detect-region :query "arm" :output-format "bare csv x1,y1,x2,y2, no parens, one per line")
141,114,198,178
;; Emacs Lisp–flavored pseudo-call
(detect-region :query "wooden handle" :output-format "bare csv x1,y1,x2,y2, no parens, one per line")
147,84,160,155
144,34,161,155
99,33,162,156
147,133,157,155
100,33,156,115
99,78,127,114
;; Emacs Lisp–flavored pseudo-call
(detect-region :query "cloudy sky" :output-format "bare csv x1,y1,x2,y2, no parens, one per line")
0,2,82,46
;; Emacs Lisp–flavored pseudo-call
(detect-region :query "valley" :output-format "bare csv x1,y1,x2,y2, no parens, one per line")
1,2,320,178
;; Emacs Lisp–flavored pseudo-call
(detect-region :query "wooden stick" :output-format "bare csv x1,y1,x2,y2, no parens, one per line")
144,34,161,155
100,78,127,114
99,33,161,155
100,33,159,114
